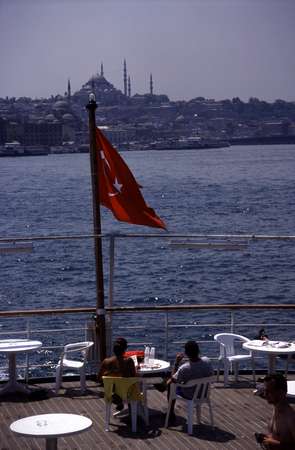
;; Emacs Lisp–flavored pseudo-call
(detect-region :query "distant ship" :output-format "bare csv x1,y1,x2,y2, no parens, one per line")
0,141,48,157
149,137,230,151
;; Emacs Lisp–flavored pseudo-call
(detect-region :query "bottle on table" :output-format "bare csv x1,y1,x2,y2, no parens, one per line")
144,346,150,365
149,347,155,365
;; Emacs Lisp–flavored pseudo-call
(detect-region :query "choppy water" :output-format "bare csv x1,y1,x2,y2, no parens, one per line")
1,145,295,373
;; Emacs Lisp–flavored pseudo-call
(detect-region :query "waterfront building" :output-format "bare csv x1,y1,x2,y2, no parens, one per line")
0,117,7,144
23,121,62,146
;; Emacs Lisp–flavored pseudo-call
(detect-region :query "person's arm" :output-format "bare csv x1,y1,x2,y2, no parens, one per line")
172,353,184,376
167,352,184,385
262,435,281,448
127,357,136,377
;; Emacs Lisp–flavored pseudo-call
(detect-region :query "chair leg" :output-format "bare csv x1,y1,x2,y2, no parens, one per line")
55,365,62,394
187,401,194,435
216,359,220,382
208,400,214,426
105,402,111,431
80,367,86,394
130,401,137,433
252,355,256,383
196,404,201,424
141,381,149,425
224,360,230,386
143,401,149,426
234,362,239,382
285,355,290,376
165,398,173,428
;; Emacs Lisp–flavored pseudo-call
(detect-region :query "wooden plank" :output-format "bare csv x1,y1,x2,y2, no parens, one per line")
0,377,294,449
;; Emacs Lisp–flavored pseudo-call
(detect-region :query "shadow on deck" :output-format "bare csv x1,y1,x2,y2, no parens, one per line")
1,375,294,449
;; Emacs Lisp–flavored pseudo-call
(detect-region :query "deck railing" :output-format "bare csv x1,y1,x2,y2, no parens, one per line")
1,303,295,380
1,232,295,379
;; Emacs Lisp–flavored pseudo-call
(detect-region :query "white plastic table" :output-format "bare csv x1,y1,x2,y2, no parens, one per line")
10,413,92,450
0,339,42,395
243,340,295,374
137,359,171,421
287,380,295,398
138,358,171,375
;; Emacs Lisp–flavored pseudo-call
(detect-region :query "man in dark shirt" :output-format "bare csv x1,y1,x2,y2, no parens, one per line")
260,373,295,449
167,340,213,421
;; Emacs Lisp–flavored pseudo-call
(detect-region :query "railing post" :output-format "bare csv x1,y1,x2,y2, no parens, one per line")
107,235,115,355
109,235,115,308
230,310,235,333
165,312,168,361
25,320,31,384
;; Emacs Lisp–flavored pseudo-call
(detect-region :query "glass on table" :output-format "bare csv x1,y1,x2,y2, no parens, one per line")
131,355,138,367
149,347,155,365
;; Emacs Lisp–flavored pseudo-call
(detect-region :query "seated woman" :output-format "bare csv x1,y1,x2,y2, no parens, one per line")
98,337,136,412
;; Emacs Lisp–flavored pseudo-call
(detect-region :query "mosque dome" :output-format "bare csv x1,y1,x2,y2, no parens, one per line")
45,113,55,121
62,113,74,121
53,100,69,111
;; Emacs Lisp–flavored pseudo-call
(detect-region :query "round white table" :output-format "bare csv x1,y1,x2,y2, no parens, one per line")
287,380,295,398
10,413,92,450
243,340,295,374
0,339,42,395
138,358,171,375
137,359,170,423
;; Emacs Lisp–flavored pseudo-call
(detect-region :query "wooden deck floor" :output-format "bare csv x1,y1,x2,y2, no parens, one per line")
1,376,294,449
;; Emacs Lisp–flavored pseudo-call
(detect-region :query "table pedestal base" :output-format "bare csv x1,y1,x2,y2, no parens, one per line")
0,379,31,396
0,353,31,396
46,437,58,450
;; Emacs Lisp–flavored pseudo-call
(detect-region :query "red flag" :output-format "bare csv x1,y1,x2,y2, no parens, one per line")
95,128,166,230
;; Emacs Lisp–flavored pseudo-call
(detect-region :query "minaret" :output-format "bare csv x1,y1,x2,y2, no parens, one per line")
100,62,104,77
67,78,71,99
123,59,127,96
150,73,153,95
128,76,131,97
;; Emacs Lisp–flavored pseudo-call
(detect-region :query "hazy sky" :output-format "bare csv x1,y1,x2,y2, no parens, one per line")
1,0,295,102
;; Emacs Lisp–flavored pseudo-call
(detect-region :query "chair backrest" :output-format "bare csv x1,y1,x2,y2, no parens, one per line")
174,376,214,403
102,376,142,402
214,333,250,357
63,341,94,362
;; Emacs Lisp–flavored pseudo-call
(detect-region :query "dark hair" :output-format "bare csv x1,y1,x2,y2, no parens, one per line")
113,337,128,357
264,373,287,393
184,340,200,359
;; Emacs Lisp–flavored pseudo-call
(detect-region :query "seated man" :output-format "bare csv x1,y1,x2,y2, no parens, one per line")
167,340,213,420
98,337,136,413
98,337,136,380
260,373,295,450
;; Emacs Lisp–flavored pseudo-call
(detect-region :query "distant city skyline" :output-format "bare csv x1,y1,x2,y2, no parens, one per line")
1,0,295,102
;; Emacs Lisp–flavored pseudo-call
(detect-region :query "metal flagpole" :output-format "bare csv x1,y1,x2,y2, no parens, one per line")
86,93,106,361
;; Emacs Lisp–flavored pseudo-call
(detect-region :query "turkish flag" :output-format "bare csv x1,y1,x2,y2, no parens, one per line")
95,128,166,230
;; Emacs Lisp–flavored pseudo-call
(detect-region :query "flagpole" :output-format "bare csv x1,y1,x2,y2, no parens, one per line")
86,93,106,361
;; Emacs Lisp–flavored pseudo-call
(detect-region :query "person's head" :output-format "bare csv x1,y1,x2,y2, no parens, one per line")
263,373,287,405
113,337,128,358
184,340,200,360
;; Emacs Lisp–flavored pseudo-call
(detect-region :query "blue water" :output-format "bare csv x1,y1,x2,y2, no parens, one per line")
1,145,295,372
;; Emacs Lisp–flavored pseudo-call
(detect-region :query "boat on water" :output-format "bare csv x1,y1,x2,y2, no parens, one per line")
150,137,230,150
0,142,48,157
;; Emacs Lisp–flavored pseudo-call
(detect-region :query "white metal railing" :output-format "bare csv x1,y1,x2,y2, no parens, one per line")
1,231,295,379
1,304,295,380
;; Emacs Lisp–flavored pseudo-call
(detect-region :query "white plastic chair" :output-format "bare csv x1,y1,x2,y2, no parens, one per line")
165,376,214,435
102,376,149,433
214,333,255,386
55,341,94,394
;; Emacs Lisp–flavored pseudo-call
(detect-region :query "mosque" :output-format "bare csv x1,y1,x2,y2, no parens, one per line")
68,60,169,107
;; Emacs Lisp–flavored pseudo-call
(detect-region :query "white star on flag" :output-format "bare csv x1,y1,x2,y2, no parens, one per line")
109,177,123,197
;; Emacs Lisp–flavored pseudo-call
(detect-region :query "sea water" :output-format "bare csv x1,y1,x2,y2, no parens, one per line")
1,145,295,372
